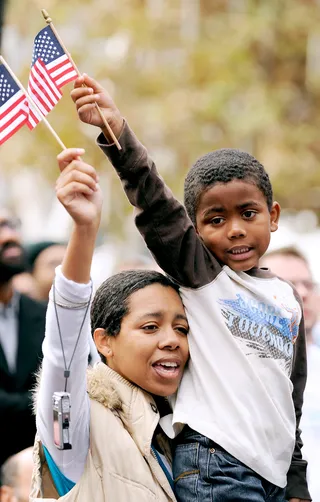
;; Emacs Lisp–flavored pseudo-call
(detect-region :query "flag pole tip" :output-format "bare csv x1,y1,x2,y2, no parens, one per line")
41,9,52,23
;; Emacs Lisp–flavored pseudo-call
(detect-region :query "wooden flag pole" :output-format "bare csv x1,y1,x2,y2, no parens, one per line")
41,9,122,151
0,56,66,150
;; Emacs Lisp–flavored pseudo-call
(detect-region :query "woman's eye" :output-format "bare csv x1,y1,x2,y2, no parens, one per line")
210,216,224,225
176,326,189,335
242,210,256,219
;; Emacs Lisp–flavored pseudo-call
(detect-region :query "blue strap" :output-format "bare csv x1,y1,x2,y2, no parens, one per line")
151,446,175,492
43,445,76,496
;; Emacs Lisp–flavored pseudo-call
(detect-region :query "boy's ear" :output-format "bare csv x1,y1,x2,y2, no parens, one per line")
270,201,281,232
93,328,113,358
195,223,201,237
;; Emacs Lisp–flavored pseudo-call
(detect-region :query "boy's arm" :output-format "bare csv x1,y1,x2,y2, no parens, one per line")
286,312,311,502
100,123,220,287
71,75,220,288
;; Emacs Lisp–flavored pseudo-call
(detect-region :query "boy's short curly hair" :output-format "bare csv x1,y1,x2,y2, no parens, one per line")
184,148,273,227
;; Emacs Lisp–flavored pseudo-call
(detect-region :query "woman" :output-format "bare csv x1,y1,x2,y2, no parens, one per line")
30,148,189,501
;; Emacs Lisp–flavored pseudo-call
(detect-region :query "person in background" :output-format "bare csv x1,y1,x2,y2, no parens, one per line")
0,447,34,502
28,241,67,303
11,270,37,299
260,248,318,341
261,247,320,502
13,241,67,303
0,208,46,469
26,240,100,365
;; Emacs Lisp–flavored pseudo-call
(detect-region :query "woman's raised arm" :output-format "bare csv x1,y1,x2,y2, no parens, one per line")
35,150,102,484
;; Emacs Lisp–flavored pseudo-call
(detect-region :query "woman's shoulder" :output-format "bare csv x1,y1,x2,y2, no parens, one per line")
87,363,123,412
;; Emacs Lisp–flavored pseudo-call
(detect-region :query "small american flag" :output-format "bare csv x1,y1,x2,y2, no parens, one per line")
27,25,77,128
0,63,28,145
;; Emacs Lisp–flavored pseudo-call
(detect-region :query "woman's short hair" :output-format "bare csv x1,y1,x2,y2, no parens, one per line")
91,269,179,339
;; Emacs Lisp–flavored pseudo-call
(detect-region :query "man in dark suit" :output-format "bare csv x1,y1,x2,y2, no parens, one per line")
0,208,46,469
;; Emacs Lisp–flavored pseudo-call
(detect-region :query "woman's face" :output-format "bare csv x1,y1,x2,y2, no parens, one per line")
94,284,189,396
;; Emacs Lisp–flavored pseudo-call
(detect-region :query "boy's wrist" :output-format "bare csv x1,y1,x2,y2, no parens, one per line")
101,115,124,143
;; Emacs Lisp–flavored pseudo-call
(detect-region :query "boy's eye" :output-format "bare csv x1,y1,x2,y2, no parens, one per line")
242,210,257,220
142,324,158,332
210,216,225,225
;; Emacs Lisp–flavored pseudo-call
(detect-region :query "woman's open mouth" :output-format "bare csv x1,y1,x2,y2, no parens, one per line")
152,361,181,379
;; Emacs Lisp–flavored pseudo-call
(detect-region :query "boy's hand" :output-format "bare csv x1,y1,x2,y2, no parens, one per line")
70,74,124,141
56,148,102,227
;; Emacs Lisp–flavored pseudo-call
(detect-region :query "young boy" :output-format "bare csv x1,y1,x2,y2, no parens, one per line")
71,74,311,502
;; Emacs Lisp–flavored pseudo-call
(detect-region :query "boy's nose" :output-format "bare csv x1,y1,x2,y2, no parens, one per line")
227,221,246,239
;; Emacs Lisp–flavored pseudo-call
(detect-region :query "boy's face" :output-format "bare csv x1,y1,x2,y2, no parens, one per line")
195,179,280,272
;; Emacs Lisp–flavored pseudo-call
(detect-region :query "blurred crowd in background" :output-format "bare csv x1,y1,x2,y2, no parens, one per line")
1,0,320,501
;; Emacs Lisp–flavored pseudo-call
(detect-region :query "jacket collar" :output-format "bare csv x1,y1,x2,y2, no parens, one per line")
87,362,161,456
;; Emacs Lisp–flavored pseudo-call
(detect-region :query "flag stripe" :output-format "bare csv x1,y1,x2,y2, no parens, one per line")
27,59,63,119
24,99,42,130
34,60,62,100
46,54,69,70
28,81,52,114
30,106,42,123
0,90,26,119
55,70,78,88
49,61,74,79
26,109,40,129
28,78,51,115
0,101,27,129
0,113,27,145
29,68,59,110
28,76,56,113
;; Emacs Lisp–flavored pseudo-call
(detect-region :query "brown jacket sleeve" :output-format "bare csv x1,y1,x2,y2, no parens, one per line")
98,122,221,288
286,305,311,500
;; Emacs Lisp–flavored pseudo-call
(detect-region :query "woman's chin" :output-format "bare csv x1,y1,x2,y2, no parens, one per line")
147,366,183,395
152,386,177,397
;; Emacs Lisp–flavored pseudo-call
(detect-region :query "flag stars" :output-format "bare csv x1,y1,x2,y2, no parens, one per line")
0,74,17,102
